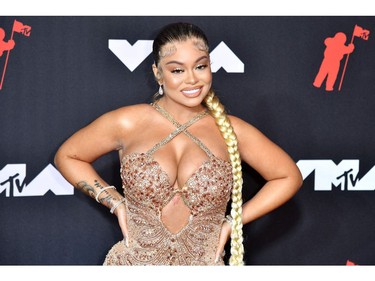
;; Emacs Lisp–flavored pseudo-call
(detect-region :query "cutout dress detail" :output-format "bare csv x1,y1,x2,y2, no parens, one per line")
103,103,233,265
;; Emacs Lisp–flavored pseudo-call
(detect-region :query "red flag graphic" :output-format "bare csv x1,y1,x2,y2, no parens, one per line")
346,260,357,266
353,24,370,40
0,19,32,90
338,24,370,91
12,20,31,37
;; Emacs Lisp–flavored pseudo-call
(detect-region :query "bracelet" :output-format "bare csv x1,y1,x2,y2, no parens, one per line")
225,215,233,226
95,186,116,203
110,197,126,214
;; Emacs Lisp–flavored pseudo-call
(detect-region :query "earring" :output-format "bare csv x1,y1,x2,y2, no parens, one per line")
158,85,163,96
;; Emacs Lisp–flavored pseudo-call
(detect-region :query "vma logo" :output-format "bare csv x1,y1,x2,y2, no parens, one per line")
297,160,375,191
0,164,74,197
108,40,244,73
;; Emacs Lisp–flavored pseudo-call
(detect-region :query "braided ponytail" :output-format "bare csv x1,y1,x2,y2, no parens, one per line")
204,90,244,265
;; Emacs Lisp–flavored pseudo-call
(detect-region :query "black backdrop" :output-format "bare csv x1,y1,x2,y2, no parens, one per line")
0,16,374,265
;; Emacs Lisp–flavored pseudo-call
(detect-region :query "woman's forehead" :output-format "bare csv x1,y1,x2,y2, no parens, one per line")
159,38,208,60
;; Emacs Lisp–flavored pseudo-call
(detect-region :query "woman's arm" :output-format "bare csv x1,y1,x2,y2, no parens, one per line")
230,115,303,225
54,108,127,212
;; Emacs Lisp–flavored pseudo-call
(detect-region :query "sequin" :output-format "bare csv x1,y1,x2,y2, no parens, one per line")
103,104,233,265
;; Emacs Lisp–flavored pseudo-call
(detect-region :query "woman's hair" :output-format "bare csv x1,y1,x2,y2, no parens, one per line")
204,91,244,266
152,22,244,265
152,22,209,67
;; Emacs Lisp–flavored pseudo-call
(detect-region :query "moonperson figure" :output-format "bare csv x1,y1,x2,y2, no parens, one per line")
0,28,15,57
54,22,302,265
313,32,355,91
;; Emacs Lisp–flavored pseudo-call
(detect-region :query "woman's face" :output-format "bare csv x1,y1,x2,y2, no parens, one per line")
153,38,212,109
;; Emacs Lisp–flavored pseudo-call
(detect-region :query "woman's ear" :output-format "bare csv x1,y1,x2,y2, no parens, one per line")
152,64,162,84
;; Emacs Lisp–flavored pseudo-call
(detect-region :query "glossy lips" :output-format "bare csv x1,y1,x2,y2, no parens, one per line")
181,87,202,98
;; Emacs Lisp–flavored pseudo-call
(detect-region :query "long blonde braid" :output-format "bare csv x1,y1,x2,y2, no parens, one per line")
204,90,244,265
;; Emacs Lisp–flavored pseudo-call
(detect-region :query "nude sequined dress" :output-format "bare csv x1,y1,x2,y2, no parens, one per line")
103,104,233,265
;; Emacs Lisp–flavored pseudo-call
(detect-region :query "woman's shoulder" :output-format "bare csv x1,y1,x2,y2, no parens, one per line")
114,103,155,117
100,103,155,130
227,114,251,128
227,114,262,137
102,103,153,118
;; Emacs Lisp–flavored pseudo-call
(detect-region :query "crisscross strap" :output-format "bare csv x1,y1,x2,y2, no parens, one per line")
148,102,214,157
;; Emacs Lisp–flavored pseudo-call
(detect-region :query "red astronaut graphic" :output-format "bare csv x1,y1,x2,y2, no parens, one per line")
313,25,370,92
313,32,355,91
0,28,15,57
0,19,31,90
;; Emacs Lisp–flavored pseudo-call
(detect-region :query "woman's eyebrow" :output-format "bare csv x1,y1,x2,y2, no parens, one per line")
165,55,209,66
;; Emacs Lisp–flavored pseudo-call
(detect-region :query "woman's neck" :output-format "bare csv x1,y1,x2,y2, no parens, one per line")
156,97,206,124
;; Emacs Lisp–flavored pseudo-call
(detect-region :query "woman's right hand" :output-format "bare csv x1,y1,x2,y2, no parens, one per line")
114,204,129,247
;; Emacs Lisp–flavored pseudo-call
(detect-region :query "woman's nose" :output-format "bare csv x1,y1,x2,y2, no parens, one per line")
185,70,198,84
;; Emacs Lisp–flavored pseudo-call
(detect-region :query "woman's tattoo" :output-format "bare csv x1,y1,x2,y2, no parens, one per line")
76,181,96,198
94,180,104,189
76,180,120,208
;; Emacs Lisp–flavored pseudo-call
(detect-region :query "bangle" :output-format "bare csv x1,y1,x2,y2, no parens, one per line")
225,215,233,226
95,186,116,203
110,197,126,214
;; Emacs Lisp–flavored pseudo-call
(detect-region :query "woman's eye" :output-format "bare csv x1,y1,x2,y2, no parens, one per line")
171,68,184,74
196,64,208,70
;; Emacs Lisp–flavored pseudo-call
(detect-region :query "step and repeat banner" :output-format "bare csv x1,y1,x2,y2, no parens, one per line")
0,16,374,265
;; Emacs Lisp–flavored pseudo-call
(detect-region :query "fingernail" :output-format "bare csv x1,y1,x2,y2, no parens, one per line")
214,256,219,263
124,236,129,247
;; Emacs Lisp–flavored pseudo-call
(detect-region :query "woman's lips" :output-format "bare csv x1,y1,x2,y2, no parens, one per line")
181,87,202,97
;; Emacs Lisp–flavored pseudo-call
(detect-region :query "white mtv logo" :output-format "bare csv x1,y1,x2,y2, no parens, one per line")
0,164,74,197
108,40,244,73
297,159,375,191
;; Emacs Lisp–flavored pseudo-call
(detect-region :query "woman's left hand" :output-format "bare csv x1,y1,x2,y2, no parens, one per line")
214,219,232,263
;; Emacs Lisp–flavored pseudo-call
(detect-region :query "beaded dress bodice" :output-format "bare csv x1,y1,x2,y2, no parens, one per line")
103,104,233,265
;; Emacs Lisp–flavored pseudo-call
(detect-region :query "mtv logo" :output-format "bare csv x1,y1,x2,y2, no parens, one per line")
108,40,244,73
297,160,375,191
0,164,74,197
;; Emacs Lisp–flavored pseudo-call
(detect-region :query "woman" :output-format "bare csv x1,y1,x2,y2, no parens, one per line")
54,22,302,266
